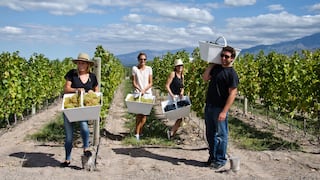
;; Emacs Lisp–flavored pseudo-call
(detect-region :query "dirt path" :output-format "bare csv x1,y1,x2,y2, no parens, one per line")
0,82,320,180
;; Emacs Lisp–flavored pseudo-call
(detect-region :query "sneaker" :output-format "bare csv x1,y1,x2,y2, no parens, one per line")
212,163,225,170
135,134,140,141
166,130,171,140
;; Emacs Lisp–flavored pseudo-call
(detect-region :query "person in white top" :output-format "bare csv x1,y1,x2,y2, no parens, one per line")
131,52,153,140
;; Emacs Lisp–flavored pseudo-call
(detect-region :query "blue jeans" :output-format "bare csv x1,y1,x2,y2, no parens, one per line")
204,104,228,165
63,114,90,161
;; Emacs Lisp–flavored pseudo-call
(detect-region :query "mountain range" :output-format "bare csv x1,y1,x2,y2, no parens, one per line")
116,32,320,66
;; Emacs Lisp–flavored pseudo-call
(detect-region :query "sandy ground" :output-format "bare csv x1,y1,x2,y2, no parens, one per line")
0,82,320,180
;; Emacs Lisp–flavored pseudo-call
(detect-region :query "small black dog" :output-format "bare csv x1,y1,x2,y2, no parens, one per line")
81,150,95,171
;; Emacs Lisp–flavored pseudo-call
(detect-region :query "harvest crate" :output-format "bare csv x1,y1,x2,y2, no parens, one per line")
161,96,191,120
62,92,103,122
125,93,155,115
199,36,241,64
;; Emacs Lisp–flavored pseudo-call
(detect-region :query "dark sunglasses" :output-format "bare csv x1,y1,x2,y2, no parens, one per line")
139,58,147,61
220,54,231,59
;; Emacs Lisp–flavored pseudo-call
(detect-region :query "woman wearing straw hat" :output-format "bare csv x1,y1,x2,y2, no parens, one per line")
165,58,185,139
132,52,153,141
61,52,99,167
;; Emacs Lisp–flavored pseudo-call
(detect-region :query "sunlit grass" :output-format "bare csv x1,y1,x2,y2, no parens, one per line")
233,98,319,137
229,116,301,151
27,114,65,143
121,108,175,146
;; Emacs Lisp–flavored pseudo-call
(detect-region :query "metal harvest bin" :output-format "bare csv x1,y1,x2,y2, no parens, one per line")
62,92,103,122
161,96,191,120
199,36,241,64
125,93,155,115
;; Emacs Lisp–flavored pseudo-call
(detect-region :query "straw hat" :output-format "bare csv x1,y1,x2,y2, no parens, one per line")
73,53,94,65
174,59,183,66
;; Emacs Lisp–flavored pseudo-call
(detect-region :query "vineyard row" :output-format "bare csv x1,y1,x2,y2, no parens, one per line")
0,45,124,127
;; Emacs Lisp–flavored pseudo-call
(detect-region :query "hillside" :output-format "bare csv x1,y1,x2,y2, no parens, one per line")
116,32,320,66
116,48,194,67
242,32,320,55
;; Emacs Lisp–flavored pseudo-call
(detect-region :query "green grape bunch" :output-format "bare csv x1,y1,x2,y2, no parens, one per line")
84,92,101,106
64,94,80,109
127,95,154,104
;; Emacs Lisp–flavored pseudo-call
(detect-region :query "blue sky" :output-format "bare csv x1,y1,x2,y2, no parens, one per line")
0,0,320,60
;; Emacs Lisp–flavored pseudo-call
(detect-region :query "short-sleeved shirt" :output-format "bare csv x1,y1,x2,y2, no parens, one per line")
132,66,152,94
206,65,239,108
64,69,98,92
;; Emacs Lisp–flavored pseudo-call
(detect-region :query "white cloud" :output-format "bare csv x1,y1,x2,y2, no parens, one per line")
0,26,23,34
123,14,143,23
144,2,214,24
0,24,73,44
73,22,213,54
224,0,256,6
205,2,220,9
156,6,213,24
187,24,215,36
0,0,89,15
0,0,214,24
268,4,284,11
309,3,320,11
225,12,320,47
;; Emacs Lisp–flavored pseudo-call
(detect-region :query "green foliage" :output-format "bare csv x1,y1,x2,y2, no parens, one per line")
122,109,175,146
0,51,72,126
0,51,27,122
151,48,208,118
122,79,174,146
184,51,208,118
235,50,320,120
94,45,125,119
0,46,124,128
235,53,260,103
2,45,319,151
28,115,65,143
150,47,318,150
229,117,301,151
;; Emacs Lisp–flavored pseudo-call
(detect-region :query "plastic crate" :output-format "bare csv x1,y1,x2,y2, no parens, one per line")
161,96,191,120
62,92,103,122
199,36,241,64
125,93,155,115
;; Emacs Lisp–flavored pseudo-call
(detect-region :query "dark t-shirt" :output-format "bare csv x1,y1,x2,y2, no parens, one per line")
170,72,184,95
64,69,98,92
206,65,239,108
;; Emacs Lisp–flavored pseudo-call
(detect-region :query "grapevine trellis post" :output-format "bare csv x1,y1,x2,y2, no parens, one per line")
93,57,101,146
244,97,248,115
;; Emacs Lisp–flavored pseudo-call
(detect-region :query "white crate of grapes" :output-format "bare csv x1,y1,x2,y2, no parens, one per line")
161,96,191,121
125,93,155,115
62,92,103,122
199,36,241,64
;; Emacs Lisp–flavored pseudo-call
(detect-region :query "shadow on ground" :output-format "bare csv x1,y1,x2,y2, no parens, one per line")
112,147,207,167
9,152,81,170
102,128,128,141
